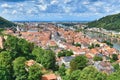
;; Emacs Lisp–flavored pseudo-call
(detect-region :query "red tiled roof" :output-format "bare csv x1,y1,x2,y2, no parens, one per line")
85,53,93,59
42,74,57,80
25,60,35,67
48,40,57,46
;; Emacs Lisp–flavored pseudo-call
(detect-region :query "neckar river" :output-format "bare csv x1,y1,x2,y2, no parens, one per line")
85,31,120,51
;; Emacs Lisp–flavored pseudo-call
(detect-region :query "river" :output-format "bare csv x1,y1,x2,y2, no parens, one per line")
85,31,120,51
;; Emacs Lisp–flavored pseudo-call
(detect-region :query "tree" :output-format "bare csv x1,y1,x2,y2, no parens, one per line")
62,70,81,80
70,70,81,80
113,63,120,71
112,54,118,61
32,47,56,70
88,43,95,49
88,13,120,31
70,55,88,71
57,50,73,58
28,64,42,80
107,70,120,80
73,43,81,47
79,66,107,80
95,44,100,47
57,51,65,58
103,41,113,48
58,65,66,76
0,16,16,28
4,36,34,59
62,75,71,80
95,72,107,80
88,43,100,49
93,56,103,61
0,51,13,80
4,35,19,52
66,50,73,56
13,57,28,80
41,50,56,70
17,38,34,58
32,47,44,63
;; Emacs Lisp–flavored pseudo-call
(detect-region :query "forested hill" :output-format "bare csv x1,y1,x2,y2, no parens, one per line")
0,16,16,28
87,13,120,31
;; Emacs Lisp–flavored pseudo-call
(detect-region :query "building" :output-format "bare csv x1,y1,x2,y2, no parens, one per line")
25,60,35,67
0,36,4,49
94,61,114,74
42,74,57,80
61,56,74,68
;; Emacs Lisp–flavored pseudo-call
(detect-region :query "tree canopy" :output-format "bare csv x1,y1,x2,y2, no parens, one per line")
62,66,107,80
107,70,120,80
0,51,13,80
70,55,88,71
32,47,56,70
13,57,28,80
0,16,16,28
28,64,42,80
57,50,73,58
4,35,34,59
93,56,103,61
79,66,107,80
87,13,120,31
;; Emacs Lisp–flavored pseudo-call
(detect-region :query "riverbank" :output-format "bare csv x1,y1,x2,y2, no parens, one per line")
84,29,120,51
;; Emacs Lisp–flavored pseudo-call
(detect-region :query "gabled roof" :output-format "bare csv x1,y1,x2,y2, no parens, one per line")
25,60,35,67
42,74,57,80
94,61,114,74
62,56,74,62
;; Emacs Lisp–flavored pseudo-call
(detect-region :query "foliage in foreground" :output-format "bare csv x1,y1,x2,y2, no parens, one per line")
0,35,56,80
70,55,88,71
62,66,107,80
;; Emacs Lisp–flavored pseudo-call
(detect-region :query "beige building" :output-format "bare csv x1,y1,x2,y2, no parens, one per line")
0,36,4,49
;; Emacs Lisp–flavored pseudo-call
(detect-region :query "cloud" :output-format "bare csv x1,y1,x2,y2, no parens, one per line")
1,3,12,9
1,0,120,21
17,3,24,7
93,1,104,7
27,7,38,14
50,0,59,5
82,1,90,5
2,9,8,14
64,0,72,4
12,10,17,14
0,0,32,2
36,4,48,11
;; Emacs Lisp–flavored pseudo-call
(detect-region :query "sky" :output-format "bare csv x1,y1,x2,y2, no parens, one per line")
0,0,120,21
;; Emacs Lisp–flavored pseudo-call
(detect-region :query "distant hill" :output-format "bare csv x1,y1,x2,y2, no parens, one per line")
0,16,16,28
87,13,120,31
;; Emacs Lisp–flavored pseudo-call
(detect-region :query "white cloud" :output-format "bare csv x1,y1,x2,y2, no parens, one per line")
38,0,45,4
12,10,17,14
82,1,90,5
50,0,58,5
64,7,72,13
2,9,8,14
103,7,111,13
93,1,104,7
64,0,72,4
1,3,12,9
27,8,38,14
17,3,24,7
37,4,47,11
19,7,23,11
1,0,120,21
27,9,33,14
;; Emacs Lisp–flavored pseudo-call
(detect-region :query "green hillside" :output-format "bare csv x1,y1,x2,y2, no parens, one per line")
87,13,120,31
0,16,16,28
